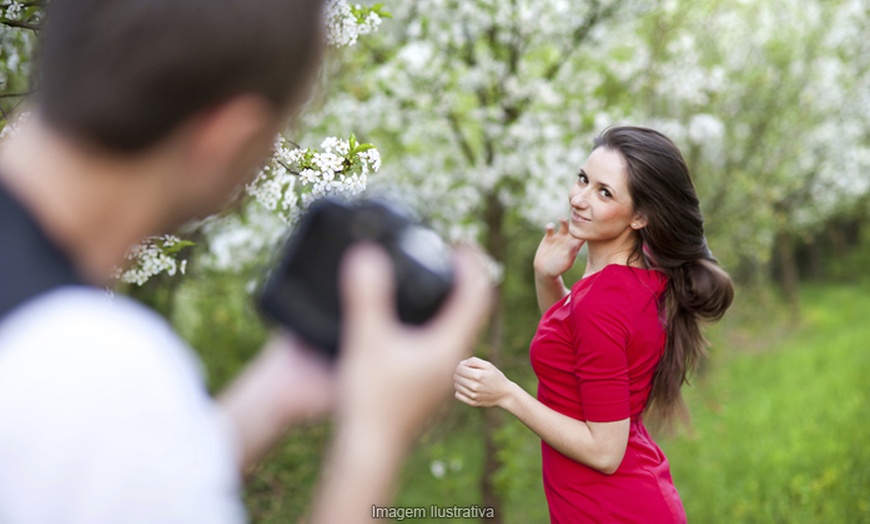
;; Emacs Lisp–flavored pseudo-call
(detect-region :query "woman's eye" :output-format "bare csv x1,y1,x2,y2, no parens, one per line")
600,188,612,199
577,173,588,184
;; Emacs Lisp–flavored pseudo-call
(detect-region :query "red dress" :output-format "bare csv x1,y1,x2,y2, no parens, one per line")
529,264,687,523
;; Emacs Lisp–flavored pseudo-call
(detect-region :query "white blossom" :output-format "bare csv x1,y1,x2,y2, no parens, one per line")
246,135,378,224
115,235,190,286
199,206,286,273
0,110,29,143
324,0,384,47
357,148,381,173
429,460,447,479
4,1,23,19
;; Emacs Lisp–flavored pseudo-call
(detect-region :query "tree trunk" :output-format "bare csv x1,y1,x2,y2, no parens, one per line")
806,234,825,281
480,293,504,522
774,230,800,318
480,190,506,522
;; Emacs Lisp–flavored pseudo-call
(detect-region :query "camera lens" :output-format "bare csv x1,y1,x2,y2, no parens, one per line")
397,226,451,274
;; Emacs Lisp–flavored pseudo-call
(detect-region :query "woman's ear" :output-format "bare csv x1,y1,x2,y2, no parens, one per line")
631,213,648,230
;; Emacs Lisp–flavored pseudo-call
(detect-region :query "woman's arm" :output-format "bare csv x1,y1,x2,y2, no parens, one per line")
534,272,569,316
533,219,584,314
454,357,629,474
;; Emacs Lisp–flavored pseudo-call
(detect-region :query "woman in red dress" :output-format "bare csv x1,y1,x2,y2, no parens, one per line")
454,126,733,523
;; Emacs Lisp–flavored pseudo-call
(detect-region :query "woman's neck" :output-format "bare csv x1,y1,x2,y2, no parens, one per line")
583,238,644,277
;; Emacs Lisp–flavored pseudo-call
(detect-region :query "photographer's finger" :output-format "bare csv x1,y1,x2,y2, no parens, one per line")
339,244,396,335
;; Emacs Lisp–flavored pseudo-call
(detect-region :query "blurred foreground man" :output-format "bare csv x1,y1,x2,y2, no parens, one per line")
0,0,492,522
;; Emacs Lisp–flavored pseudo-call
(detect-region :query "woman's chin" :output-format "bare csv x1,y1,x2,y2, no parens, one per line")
567,224,589,241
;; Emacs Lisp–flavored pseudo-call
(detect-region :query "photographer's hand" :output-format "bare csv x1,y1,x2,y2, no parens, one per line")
218,333,337,472
309,244,493,524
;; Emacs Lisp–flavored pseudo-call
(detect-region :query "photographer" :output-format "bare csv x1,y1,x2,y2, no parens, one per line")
0,0,493,522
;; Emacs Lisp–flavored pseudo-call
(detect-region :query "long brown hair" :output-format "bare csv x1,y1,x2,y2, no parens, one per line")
593,126,734,428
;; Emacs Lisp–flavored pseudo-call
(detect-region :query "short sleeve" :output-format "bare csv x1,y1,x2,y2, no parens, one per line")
571,271,633,422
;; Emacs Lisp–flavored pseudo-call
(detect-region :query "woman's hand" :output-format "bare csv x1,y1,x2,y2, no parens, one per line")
453,357,516,409
533,218,585,280
533,219,583,313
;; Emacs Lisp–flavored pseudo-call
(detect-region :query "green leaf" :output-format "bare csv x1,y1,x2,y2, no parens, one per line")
164,240,196,254
372,4,393,18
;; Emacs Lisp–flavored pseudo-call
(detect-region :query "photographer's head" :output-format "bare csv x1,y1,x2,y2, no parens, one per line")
35,0,325,154
0,0,328,283
592,125,733,426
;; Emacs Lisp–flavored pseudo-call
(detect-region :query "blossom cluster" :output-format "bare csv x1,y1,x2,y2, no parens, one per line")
246,134,379,223
114,235,193,286
197,205,286,275
325,0,389,47
0,109,28,142
3,1,23,19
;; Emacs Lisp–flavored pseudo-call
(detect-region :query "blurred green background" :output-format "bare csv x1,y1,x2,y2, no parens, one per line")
161,231,870,524
3,0,869,521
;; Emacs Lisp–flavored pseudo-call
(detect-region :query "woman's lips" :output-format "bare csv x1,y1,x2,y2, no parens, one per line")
571,210,590,223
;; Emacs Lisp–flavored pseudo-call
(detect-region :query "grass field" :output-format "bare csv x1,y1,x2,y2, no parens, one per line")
663,285,870,523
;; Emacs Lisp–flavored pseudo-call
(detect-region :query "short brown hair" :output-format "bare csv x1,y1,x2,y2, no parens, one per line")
34,0,325,153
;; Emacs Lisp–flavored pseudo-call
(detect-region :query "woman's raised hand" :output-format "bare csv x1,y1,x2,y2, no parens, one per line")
532,219,583,313
534,218,584,280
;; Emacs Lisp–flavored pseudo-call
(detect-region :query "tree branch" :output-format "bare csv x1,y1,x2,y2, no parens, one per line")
543,0,624,82
0,91,31,99
0,18,40,31
446,110,477,165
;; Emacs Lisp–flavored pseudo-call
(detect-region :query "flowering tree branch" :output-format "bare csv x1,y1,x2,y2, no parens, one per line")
1,0,42,30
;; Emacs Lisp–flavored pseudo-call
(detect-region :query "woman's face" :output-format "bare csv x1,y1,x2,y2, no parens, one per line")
568,147,646,244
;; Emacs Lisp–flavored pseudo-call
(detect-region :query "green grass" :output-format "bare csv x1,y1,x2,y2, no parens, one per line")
661,285,870,523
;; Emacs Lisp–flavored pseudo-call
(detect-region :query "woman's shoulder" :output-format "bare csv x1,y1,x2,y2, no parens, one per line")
573,264,666,302
603,264,666,287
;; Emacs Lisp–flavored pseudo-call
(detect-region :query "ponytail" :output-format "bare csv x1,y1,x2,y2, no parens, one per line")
646,256,734,430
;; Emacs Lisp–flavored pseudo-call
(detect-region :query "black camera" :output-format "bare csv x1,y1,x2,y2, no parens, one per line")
257,198,455,359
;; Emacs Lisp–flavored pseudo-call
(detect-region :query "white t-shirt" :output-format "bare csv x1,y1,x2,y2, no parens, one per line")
0,287,246,523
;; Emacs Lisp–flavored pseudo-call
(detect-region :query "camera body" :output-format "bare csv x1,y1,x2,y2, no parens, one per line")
258,198,455,359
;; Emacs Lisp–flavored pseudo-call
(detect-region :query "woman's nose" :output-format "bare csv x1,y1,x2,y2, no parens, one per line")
570,188,588,208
